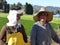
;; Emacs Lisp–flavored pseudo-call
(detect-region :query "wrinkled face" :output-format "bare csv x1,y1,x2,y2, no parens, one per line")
39,12,48,22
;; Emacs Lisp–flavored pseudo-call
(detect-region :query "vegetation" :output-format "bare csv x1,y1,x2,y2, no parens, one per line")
25,3,33,14
0,13,60,35
0,0,10,13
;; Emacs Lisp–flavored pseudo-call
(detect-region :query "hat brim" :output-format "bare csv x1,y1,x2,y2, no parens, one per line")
33,11,53,22
17,9,24,16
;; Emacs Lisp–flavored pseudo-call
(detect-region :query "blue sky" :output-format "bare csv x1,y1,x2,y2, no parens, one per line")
6,0,60,7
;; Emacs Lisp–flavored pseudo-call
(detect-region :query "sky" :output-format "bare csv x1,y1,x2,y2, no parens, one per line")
6,0,60,7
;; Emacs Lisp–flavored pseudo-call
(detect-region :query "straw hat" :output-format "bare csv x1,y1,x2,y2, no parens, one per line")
33,7,53,22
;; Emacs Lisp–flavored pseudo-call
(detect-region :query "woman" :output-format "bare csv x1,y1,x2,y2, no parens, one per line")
30,7,60,45
0,7,27,45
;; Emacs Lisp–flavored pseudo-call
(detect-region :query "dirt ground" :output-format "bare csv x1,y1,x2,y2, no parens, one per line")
51,32,60,45
51,40,60,45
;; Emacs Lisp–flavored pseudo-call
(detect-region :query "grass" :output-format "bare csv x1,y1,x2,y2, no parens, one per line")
0,13,60,35
50,18,60,32
0,13,34,35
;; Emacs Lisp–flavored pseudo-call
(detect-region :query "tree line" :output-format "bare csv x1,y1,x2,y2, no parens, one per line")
0,0,9,13
0,0,33,14
0,0,60,15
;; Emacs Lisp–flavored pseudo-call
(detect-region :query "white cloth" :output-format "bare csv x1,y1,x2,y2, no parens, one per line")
7,10,21,27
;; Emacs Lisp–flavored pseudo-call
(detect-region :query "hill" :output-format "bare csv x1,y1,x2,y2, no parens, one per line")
33,5,60,13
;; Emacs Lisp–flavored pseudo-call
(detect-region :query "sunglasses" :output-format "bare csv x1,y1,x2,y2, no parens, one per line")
38,12,48,16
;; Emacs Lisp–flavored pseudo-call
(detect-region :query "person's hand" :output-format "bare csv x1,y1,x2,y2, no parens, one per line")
0,40,6,45
27,36,30,42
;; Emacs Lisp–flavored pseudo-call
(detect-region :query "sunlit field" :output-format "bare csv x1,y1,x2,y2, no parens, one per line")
0,13,60,35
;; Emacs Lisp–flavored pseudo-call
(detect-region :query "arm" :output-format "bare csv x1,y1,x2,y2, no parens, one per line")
30,25,37,45
21,24,27,43
49,24,60,43
0,25,6,42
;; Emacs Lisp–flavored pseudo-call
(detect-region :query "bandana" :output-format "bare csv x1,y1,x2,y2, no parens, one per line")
7,10,21,27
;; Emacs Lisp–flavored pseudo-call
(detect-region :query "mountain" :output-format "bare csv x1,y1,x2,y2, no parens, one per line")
33,5,60,14
46,6,60,11
33,5,43,13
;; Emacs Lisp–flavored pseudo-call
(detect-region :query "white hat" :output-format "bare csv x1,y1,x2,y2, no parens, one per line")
7,10,21,26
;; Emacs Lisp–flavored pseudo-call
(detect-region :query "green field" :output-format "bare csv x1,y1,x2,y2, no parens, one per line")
0,13,60,35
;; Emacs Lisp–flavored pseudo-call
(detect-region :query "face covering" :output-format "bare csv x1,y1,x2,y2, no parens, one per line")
7,10,21,27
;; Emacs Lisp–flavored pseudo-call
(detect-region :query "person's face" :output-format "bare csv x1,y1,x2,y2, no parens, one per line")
39,12,48,22
16,14,23,20
9,26,15,30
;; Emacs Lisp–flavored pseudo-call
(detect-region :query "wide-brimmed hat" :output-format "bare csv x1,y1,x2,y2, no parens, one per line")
17,9,24,16
33,7,53,22
11,6,24,16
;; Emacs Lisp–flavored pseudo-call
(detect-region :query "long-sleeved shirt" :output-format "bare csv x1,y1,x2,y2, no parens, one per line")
30,21,60,45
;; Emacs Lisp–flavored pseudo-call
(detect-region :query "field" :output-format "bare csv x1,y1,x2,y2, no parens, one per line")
0,13,60,36
0,13,60,45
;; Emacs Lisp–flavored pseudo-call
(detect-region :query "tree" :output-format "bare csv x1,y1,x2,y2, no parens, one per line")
0,0,10,13
25,3,33,15
3,0,7,12
0,3,2,9
11,2,22,10
56,10,60,14
2,0,7,5
2,0,10,13
0,0,4,9
10,3,16,10
17,2,22,8
51,11,54,15
25,3,28,14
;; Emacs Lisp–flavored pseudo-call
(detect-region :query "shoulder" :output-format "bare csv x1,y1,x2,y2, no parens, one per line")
32,22,40,29
47,23,52,27
33,21,42,27
18,24,25,31
1,25,7,30
21,24,24,28
21,24,24,27
46,22,51,25
1,25,7,33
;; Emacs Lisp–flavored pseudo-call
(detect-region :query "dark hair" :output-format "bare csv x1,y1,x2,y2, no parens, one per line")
11,6,21,10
